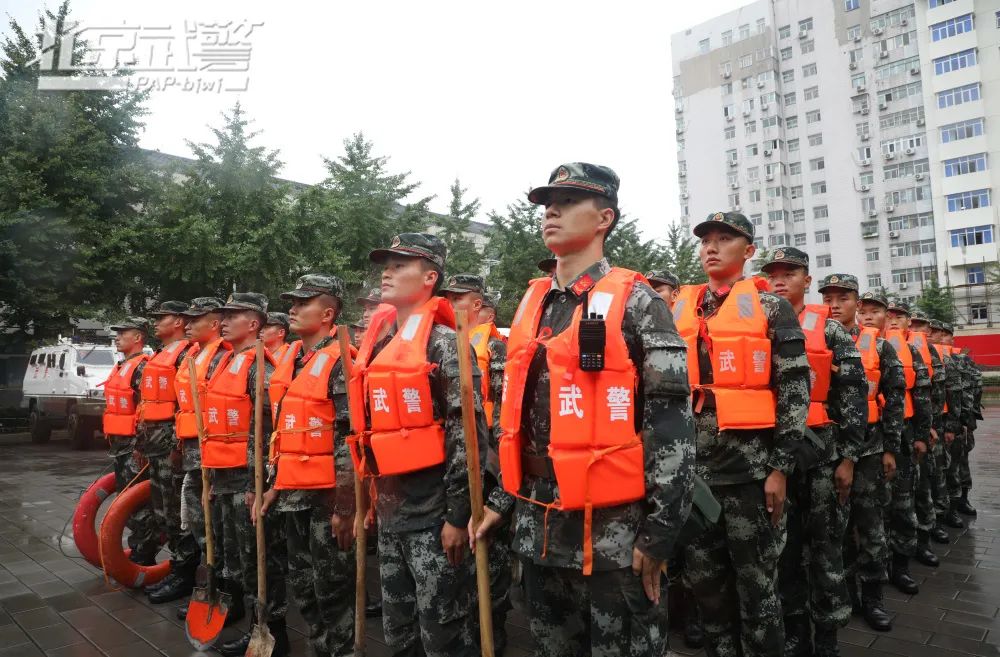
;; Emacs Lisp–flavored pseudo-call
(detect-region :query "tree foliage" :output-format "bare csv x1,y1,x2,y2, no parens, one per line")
916,276,957,324
484,197,549,324
439,178,484,276
661,223,707,285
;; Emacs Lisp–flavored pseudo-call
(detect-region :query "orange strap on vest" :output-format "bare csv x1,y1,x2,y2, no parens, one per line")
854,328,882,424
269,343,290,363
270,338,348,490
202,348,275,469
348,298,454,479
800,305,834,428
673,278,776,431
884,330,915,419
103,355,150,437
500,268,646,575
138,339,189,422
470,322,501,427
907,332,934,379
174,338,226,439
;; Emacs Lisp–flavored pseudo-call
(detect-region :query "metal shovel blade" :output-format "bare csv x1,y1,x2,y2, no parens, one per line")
185,585,232,650
245,621,275,657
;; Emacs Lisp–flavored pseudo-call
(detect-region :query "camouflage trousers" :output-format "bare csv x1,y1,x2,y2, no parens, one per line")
145,449,199,567
930,438,951,518
843,452,888,584
685,481,786,657
216,491,287,622
519,560,667,657
378,523,477,657
108,439,159,562
778,463,850,632
887,433,918,558
485,532,513,655
284,506,355,657
181,469,223,571
916,443,939,532
947,431,974,495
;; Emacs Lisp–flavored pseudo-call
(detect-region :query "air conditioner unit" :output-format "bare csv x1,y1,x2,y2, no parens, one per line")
879,50,889,59
861,184,871,192
757,80,765,89
854,35,862,43
733,204,742,211
910,67,920,76
850,61,858,70
743,109,752,116
729,160,739,167
722,70,732,79
676,106,683,113
862,107,870,115
679,171,687,178
856,83,866,92
885,151,895,160
869,209,879,217
886,205,895,213
900,18,908,26
899,282,908,289
681,192,689,199
905,148,915,156
873,27,884,36
761,103,769,111
861,133,871,141
765,173,775,181
915,173,924,181
731,182,739,189
764,149,773,156
889,230,900,238
863,231,879,238
768,221,776,228
799,30,809,39
862,158,872,166
676,126,684,134
878,102,888,111
916,118,925,126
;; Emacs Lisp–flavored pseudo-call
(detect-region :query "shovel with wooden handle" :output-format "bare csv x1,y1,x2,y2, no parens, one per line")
337,325,367,657
246,340,275,657
455,313,495,657
185,356,231,650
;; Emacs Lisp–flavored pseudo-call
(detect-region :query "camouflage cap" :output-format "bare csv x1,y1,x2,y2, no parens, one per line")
929,318,944,331
369,233,446,270
941,322,954,334
265,312,290,330
645,270,680,288
537,256,557,274
280,274,345,301
180,297,225,317
760,246,809,273
817,273,859,293
109,317,151,334
149,300,190,317
221,292,268,314
355,287,382,305
527,162,620,216
860,289,889,308
910,309,930,323
887,300,911,316
440,273,486,295
693,211,754,241
482,292,499,309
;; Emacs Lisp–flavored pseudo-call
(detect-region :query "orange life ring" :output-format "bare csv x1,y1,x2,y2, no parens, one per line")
98,480,171,588
72,473,116,568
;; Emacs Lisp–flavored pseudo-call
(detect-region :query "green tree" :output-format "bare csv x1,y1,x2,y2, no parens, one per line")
440,178,484,276
0,2,152,342
484,197,549,324
915,276,956,324
660,223,707,285
605,216,663,273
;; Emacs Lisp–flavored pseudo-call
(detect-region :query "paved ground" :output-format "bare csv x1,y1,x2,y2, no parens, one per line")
0,408,997,657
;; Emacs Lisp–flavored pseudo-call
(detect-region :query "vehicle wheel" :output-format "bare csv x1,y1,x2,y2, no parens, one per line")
68,406,97,450
29,406,52,444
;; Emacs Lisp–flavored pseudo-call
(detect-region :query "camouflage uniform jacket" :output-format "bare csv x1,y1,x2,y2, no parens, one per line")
138,341,195,457
817,318,867,465
940,348,964,435
955,353,979,430
487,258,695,570
365,323,489,533
694,285,810,483
486,335,507,489
181,345,232,471
107,352,148,456
268,335,354,516
926,345,947,436
848,326,906,456
908,343,933,445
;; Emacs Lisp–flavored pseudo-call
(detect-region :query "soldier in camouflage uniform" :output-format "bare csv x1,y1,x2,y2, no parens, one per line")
665,212,809,657
258,274,358,657
360,235,488,657
908,311,953,547
261,312,290,357
645,270,681,307
927,319,966,530
442,273,512,656
882,300,933,594
104,318,160,566
821,282,904,633
209,293,288,657
938,323,980,518
476,164,694,657
352,287,383,347
140,302,201,602
763,253,867,657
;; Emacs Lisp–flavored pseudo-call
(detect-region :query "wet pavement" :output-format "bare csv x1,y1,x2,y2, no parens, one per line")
0,409,996,657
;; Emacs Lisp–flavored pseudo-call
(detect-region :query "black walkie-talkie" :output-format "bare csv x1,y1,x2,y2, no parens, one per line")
578,291,606,372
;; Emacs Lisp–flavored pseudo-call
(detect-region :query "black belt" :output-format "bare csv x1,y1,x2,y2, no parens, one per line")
692,389,716,413
521,452,555,480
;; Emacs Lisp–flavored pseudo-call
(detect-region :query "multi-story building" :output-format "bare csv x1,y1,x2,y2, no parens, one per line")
671,0,999,323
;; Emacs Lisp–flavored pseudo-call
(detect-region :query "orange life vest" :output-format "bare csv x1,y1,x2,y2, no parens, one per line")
854,327,882,424
884,329,915,419
201,348,275,469
499,268,646,575
908,332,934,379
269,338,353,489
103,355,149,436
174,338,227,439
800,305,834,427
470,322,502,426
138,339,190,422
348,298,454,478
673,278,776,431
269,343,290,362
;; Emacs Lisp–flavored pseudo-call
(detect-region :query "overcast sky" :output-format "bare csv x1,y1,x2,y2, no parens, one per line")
3,0,745,240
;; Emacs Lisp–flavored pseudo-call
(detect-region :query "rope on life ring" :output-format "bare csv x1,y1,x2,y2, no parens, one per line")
71,473,117,568
98,478,171,588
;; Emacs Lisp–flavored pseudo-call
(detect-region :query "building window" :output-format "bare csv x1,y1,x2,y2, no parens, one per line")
788,138,800,151
740,54,754,68
749,189,762,202
801,39,815,54
817,255,832,268
929,0,956,5
751,213,763,226
967,265,985,284
762,116,780,129
931,14,974,42
794,233,807,246
944,153,988,177
699,38,710,53
727,148,738,162
722,82,733,95
814,205,829,218
806,109,821,124
745,121,757,135
811,181,828,194
845,0,859,10
790,185,803,198
729,193,740,207
868,273,882,288
793,209,806,222
786,115,799,129
724,125,736,140
740,24,751,40
722,30,733,46
850,47,864,64
946,190,991,212
860,171,874,186
782,70,794,83
784,92,797,107
789,161,802,175
937,83,981,109
747,166,760,181
779,25,791,39
815,229,831,243
866,248,880,262
809,157,825,170
971,303,988,321
934,49,978,76
781,47,793,61
804,86,819,101
949,224,994,246
757,18,766,33
746,143,759,156
799,18,813,31
847,25,861,40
